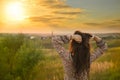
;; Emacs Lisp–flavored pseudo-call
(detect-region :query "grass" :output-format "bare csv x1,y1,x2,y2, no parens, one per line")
90,47,120,80
34,49,64,80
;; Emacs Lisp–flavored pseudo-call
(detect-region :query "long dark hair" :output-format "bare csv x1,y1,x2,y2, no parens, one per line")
70,31,92,76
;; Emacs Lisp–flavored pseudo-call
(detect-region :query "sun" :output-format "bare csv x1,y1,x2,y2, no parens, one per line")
5,2,25,21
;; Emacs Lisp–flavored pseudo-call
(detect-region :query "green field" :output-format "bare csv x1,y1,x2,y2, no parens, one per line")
0,33,120,80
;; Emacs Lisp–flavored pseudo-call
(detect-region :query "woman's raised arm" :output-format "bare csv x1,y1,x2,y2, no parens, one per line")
90,36,108,63
52,35,71,60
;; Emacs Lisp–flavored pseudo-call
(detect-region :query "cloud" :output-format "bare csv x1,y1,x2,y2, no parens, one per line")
27,15,72,22
85,19,120,26
28,16,50,22
48,4,70,9
83,19,120,32
113,19,120,22
25,0,83,24
84,22,102,26
53,11,82,15
38,0,71,9
41,1,71,9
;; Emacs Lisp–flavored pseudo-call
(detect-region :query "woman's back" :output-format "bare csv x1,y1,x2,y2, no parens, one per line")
62,54,89,80
52,32,107,80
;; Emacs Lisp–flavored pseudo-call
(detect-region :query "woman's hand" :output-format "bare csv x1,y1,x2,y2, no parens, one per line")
93,35,102,42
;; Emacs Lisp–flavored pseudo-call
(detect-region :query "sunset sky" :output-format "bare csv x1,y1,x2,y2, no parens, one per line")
0,0,120,33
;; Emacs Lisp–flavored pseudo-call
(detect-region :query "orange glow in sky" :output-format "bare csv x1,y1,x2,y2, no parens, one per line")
0,0,120,33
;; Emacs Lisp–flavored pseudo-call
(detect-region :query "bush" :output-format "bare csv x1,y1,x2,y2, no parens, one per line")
0,34,44,80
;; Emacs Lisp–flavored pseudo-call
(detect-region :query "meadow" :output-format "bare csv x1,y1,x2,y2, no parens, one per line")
0,33,120,80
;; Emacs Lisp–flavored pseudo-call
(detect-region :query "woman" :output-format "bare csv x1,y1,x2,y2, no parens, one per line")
52,31,108,80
